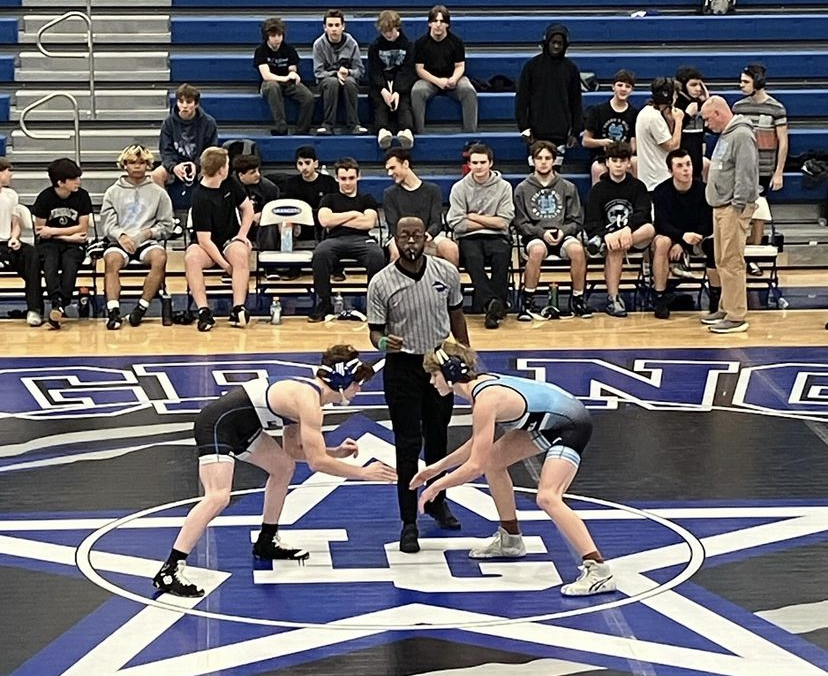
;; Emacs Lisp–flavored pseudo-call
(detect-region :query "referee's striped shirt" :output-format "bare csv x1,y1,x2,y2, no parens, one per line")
367,257,463,356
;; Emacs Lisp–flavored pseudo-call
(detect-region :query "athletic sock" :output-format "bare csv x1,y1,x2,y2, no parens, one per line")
500,519,520,535
257,522,279,544
164,548,188,568
583,550,604,564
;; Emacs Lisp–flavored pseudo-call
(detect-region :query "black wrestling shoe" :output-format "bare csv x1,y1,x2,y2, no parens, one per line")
425,501,461,530
128,304,146,327
400,523,420,553
152,560,204,598
252,534,310,562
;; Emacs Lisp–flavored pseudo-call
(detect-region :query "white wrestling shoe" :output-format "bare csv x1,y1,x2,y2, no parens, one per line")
468,527,526,559
560,559,616,596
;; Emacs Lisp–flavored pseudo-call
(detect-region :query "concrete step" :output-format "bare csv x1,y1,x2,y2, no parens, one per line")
11,169,122,206
16,69,170,83
9,129,160,161
12,89,169,122
20,14,169,43
18,50,169,72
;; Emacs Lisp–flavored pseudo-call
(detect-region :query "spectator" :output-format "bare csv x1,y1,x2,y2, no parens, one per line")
368,10,416,149
312,10,367,136
32,157,92,329
582,69,638,184
675,66,710,182
701,96,758,334
411,5,478,134
513,141,590,320
635,78,684,192
733,63,788,266
383,147,459,266
282,146,338,247
309,157,385,322
254,17,315,136
152,84,218,210
652,148,716,320
584,142,655,318
184,147,255,332
0,158,42,326
100,145,174,330
515,23,582,166
446,143,514,329
232,154,281,245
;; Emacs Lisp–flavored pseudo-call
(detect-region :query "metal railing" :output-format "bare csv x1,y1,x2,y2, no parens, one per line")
19,93,81,165
34,5,96,120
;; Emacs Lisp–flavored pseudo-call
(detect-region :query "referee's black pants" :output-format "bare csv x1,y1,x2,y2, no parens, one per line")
384,351,454,525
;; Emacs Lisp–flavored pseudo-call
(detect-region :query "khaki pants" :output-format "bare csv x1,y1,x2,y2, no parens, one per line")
713,204,756,322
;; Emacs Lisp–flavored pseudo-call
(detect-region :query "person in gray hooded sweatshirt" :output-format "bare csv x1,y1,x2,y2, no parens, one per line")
447,143,514,329
100,144,174,330
700,96,758,334
513,141,590,320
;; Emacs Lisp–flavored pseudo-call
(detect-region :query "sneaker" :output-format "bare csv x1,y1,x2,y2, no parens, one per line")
377,128,393,149
605,296,627,318
196,308,216,332
152,560,204,598
49,305,64,327
560,559,616,596
350,124,368,135
26,311,43,327
106,308,123,330
469,527,526,559
709,319,749,334
747,261,762,276
484,298,504,329
517,298,545,322
400,523,420,554
424,501,461,530
397,129,414,149
229,304,249,328
570,295,593,318
270,126,288,136
670,254,701,280
128,304,146,327
252,534,310,562
308,302,335,323
653,292,672,320
700,309,727,325
331,270,347,282
315,125,333,136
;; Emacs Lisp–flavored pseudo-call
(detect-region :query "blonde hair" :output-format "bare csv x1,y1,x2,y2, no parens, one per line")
117,144,155,169
199,147,228,177
422,340,478,381
377,10,401,32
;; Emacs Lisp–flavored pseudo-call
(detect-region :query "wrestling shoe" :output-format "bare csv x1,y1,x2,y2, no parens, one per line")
152,560,204,598
561,559,616,596
253,534,310,563
468,527,526,559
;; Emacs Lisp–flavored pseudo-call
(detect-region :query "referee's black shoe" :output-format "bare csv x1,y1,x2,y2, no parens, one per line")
425,501,461,530
308,301,335,323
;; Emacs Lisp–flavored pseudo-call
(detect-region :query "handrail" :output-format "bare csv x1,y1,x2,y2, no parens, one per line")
19,93,82,166
35,9,96,120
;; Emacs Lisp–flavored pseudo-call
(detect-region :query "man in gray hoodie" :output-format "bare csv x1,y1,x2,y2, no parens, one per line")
100,144,174,330
312,10,367,136
513,141,589,320
701,96,759,334
447,143,514,329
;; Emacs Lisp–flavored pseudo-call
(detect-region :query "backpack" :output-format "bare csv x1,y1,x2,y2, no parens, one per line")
221,138,261,165
702,0,735,15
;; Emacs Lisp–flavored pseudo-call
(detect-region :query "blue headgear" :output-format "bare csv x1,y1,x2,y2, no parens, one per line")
434,348,469,386
319,357,363,391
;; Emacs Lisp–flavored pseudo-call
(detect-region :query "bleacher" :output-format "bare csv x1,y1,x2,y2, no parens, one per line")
0,0,826,317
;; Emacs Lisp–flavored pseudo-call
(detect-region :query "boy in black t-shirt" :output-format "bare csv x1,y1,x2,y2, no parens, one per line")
411,5,478,134
185,147,254,332
583,69,639,185
254,17,315,135
32,157,93,329
309,157,386,322
282,146,337,246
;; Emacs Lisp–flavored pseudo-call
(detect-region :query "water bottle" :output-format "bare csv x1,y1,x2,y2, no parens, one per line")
333,292,344,316
270,298,282,325
548,282,559,310
280,222,293,253
160,291,173,326
78,286,90,319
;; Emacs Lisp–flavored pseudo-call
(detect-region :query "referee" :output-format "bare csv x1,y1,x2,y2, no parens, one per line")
367,216,470,553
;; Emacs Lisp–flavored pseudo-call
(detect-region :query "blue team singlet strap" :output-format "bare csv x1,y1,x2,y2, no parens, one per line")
289,376,324,397
470,375,529,428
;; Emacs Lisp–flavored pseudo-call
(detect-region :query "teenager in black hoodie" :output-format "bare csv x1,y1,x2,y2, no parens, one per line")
584,142,654,317
515,23,582,165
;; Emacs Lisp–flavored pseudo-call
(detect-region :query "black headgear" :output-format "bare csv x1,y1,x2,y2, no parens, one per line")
318,357,363,391
743,64,766,90
434,348,469,386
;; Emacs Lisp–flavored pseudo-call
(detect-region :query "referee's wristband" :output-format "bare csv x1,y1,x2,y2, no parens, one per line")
378,336,389,352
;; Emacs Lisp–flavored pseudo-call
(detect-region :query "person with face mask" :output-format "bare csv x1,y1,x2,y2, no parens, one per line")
151,345,396,598
367,216,470,555
515,23,583,166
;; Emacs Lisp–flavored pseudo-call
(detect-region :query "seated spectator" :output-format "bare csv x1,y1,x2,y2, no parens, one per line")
582,69,639,184
411,5,478,134
513,141,590,320
255,17,315,136
584,142,655,318
635,78,684,192
32,157,92,329
184,147,254,332
0,158,43,326
652,149,717,319
232,153,281,245
383,148,459,266
282,146,338,248
152,83,218,210
368,10,416,149
446,142,514,329
515,23,581,166
312,10,367,136
310,157,385,322
675,66,710,182
100,145,174,330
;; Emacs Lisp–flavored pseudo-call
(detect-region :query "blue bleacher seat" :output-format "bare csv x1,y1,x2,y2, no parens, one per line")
0,18,16,44
0,95,9,122
0,57,13,82
0,136,6,156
